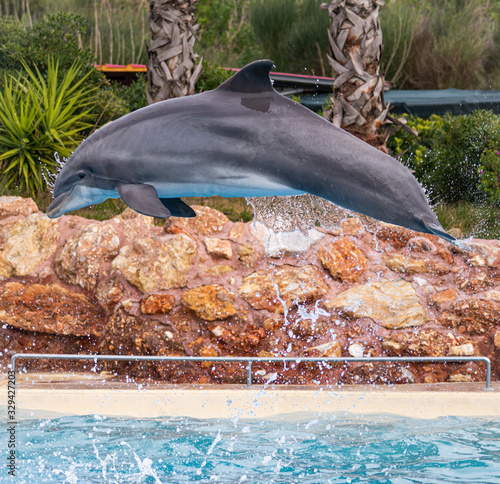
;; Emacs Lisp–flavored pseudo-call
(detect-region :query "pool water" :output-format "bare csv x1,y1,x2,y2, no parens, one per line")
12,414,500,483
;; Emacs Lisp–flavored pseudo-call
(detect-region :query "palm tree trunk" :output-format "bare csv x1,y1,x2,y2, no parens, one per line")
321,0,392,149
147,0,203,104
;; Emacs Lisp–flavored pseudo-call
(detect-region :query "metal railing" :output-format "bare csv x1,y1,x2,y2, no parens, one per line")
10,353,492,389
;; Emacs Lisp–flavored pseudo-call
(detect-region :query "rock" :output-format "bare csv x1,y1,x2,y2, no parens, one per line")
250,221,324,257
456,270,492,293
201,265,233,277
55,222,120,290
318,238,367,283
0,214,59,279
383,254,450,275
448,343,475,356
481,290,500,303
466,242,500,268
430,289,457,305
228,222,245,242
348,343,365,358
204,237,232,260
140,294,175,314
494,330,500,350
0,196,38,219
326,279,426,329
238,265,328,313
181,284,236,321
112,234,197,292
290,318,328,338
0,282,104,336
113,209,156,241
439,299,500,334
376,222,414,249
302,341,341,357
407,236,436,252
172,205,229,235
96,280,124,314
340,217,365,237
238,243,259,267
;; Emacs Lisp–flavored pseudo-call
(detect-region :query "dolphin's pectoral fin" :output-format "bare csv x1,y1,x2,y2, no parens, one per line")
423,218,456,243
159,198,196,218
116,183,171,218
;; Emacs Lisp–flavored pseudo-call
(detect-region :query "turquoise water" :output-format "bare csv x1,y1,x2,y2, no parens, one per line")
11,414,500,483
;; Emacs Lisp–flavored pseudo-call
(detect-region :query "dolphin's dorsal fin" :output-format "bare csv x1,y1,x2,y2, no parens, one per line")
217,59,275,94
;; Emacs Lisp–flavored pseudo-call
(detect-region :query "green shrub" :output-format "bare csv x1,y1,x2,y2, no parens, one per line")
388,110,500,205
195,62,234,92
0,59,96,193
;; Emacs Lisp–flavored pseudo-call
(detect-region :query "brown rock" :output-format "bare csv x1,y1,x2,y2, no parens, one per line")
141,294,175,314
407,236,435,252
172,205,229,235
382,330,474,357
96,280,124,314
376,222,413,249
199,346,219,367
204,237,232,260
0,214,59,278
430,289,457,305
0,196,38,219
439,299,500,334
112,234,197,292
0,282,104,336
238,265,328,313
383,254,450,275
456,270,492,293
326,279,426,329
302,341,341,357
318,238,367,283
55,222,120,290
181,284,236,321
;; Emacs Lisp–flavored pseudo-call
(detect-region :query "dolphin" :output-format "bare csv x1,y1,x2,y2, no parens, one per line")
47,59,454,242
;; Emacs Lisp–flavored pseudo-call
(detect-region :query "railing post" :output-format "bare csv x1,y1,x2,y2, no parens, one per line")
246,360,252,388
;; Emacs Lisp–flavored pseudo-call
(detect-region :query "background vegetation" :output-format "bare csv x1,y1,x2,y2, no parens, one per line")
1,0,500,238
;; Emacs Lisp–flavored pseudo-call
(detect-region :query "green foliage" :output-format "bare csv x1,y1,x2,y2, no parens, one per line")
250,0,329,74
0,59,96,193
388,110,500,205
381,0,500,89
195,62,234,92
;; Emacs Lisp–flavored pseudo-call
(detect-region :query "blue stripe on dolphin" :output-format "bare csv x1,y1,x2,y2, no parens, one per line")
47,59,454,242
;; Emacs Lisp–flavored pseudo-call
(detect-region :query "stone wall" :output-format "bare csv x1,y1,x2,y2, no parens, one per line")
1,196,499,384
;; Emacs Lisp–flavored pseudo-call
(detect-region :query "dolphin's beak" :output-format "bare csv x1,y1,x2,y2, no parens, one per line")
46,190,75,218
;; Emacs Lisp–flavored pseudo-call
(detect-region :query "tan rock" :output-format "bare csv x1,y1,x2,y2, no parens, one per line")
348,342,365,357
55,222,120,290
384,254,450,275
318,238,367,283
494,330,500,350
448,343,475,356
201,265,233,277
141,294,175,314
456,270,492,293
199,346,219,367
466,242,500,268
238,243,259,267
302,341,342,357
480,289,500,303
0,196,38,219
439,299,500,334
340,217,365,236
238,265,328,313
204,237,232,260
181,284,236,321
0,282,104,336
228,222,245,241
113,209,156,241
0,213,59,278
407,236,436,252
172,205,229,235
112,234,197,292
326,279,426,329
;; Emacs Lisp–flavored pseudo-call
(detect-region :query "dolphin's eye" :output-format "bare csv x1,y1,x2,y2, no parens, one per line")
77,171,86,179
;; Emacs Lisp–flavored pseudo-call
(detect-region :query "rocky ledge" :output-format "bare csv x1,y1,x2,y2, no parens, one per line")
0,196,499,384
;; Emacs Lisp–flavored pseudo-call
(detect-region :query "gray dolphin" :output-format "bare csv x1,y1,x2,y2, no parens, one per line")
47,59,454,242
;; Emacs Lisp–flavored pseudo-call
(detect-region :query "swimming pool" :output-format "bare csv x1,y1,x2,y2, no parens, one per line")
13,414,500,483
